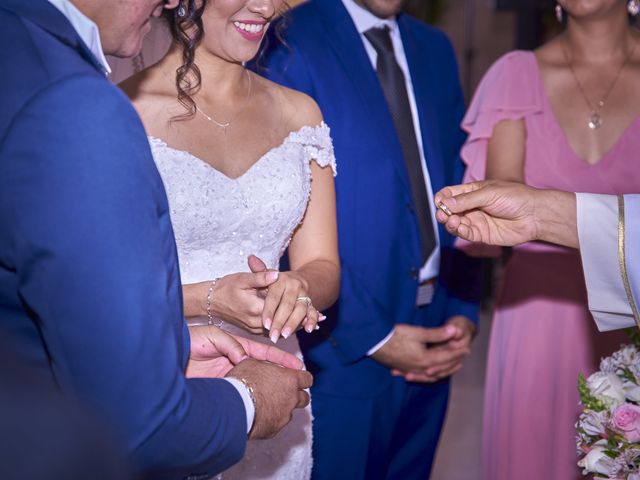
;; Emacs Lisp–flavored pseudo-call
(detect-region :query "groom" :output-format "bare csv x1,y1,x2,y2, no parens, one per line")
0,0,312,478
260,0,482,478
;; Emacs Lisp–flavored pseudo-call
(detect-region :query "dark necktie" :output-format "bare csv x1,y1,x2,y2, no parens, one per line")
364,26,436,263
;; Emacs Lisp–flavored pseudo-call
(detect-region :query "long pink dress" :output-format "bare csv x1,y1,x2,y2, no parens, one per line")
461,51,640,480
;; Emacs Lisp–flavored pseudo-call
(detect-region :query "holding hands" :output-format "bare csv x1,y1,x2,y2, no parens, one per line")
184,255,325,342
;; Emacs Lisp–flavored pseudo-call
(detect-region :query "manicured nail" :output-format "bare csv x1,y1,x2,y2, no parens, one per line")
319,314,327,321
266,271,279,282
270,330,279,343
282,328,292,339
264,318,272,330
314,325,320,331
305,324,313,333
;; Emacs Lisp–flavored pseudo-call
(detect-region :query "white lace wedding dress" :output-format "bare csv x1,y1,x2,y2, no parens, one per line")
149,122,336,480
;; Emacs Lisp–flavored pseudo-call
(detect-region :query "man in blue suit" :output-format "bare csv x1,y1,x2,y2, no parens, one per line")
0,0,312,478
259,0,482,478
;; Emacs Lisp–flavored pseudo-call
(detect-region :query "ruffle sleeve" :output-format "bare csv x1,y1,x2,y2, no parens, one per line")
288,122,337,176
461,50,544,182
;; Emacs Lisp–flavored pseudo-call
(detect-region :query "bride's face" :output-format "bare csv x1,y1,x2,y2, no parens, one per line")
200,0,284,63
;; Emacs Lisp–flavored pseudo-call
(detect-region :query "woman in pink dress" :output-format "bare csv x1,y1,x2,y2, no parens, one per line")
461,1,640,478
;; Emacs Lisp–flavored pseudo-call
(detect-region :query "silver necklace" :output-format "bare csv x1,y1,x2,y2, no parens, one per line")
563,39,636,130
195,69,253,135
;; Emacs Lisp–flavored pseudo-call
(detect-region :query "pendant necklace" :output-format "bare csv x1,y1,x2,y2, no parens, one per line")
562,39,636,130
195,69,253,135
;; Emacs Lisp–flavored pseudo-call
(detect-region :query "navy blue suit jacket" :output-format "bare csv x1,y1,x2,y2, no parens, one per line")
259,0,481,396
0,1,246,477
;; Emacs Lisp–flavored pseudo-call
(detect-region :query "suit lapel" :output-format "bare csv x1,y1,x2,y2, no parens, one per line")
316,1,412,193
398,16,445,193
0,0,107,75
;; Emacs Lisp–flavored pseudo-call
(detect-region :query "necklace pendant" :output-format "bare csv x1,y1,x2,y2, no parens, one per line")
588,112,602,130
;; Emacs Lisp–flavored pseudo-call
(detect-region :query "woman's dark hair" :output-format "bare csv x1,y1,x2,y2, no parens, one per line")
164,0,290,121
164,0,208,121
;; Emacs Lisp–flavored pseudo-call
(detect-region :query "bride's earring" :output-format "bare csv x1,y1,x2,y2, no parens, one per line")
555,3,564,22
177,1,187,17
628,0,640,16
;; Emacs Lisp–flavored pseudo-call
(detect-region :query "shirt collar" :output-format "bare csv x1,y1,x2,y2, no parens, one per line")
47,0,111,74
341,0,398,35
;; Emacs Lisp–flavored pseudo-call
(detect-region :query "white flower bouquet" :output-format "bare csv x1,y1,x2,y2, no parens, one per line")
577,332,640,479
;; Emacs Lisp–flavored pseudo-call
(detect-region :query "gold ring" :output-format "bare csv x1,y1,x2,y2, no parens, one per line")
437,201,453,216
296,296,312,306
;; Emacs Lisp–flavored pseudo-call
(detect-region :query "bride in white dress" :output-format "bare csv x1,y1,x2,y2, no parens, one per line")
120,0,340,478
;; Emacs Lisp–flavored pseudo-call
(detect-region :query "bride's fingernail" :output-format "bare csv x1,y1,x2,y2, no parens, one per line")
314,325,320,331
319,314,327,321
282,327,292,339
270,330,279,343
264,318,272,330
305,324,313,333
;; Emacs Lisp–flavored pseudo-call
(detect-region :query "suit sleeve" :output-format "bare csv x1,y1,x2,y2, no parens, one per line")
1,75,246,478
438,33,483,325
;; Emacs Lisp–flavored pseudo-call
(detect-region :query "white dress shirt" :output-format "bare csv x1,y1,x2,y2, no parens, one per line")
342,0,441,354
47,0,111,74
46,0,255,433
577,193,637,331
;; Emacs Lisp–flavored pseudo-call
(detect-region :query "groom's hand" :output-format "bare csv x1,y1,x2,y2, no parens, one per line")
226,358,313,440
186,326,303,378
372,323,470,383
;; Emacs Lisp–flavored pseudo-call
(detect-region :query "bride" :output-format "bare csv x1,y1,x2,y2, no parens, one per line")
120,0,340,478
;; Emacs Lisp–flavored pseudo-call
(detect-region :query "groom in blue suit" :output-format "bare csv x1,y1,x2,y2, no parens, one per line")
260,0,482,478
0,0,312,478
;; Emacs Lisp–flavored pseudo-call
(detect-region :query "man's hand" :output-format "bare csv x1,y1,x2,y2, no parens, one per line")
434,180,578,248
372,323,470,383
186,326,303,378
226,358,313,440
392,316,476,382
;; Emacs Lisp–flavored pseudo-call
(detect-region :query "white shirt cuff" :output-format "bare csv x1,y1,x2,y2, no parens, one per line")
577,193,635,331
223,378,255,434
366,329,395,356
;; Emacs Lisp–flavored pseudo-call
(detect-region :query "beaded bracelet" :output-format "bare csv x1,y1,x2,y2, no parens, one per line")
206,278,222,326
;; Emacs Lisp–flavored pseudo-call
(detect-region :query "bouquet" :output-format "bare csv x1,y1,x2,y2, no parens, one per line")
577,330,640,479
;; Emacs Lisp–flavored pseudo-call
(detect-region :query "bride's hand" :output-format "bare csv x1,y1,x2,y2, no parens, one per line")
185,270,279,334
247,255,321,343
262,271,321,343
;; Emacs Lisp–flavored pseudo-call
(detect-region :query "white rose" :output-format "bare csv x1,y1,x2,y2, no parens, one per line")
587,372,626,405
579,410,608,437
578,441,612,475
623,382,640,402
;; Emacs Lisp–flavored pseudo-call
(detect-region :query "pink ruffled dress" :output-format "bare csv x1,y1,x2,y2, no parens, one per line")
461,51,640,480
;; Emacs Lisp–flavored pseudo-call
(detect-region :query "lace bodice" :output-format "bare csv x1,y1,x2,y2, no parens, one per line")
149,122,336,285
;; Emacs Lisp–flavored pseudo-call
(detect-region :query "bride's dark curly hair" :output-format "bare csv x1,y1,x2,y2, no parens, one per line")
164,0,208,121
164,0,290,121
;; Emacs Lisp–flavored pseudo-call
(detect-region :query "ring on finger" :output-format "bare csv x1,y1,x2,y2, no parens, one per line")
296,296,312,306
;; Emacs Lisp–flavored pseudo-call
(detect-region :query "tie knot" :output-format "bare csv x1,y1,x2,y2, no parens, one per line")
364,26,394,56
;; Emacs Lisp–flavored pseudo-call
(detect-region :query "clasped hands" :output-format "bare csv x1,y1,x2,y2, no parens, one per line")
372,316,476,383
187,325,313,440
199,254,323,343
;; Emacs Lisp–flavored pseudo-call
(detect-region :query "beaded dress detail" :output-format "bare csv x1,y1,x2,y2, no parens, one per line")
149,122,336,480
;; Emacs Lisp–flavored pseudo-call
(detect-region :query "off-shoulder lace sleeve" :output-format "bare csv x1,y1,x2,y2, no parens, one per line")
288,122,337,176
461,50,544,182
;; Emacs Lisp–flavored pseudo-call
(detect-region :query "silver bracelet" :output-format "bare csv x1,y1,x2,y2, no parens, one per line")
206,278,222,326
